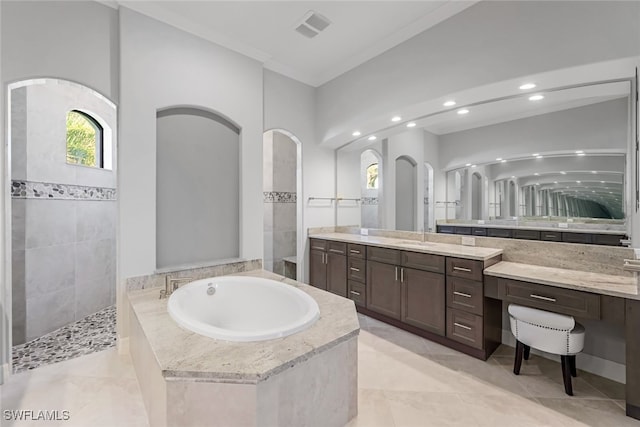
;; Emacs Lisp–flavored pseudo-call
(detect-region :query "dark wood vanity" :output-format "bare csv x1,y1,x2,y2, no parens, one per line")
436,224,627,246
308,234,640,420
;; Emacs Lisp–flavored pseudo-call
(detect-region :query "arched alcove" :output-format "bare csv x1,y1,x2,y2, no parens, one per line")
156,106,240,269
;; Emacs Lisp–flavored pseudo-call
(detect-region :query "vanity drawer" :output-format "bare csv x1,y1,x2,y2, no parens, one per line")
562,232,592,244
348,258,366,282
446,308,483,349
446,258,483,282
438,225,455,234
540,231,562,242
401,251,445,274
455,226,472,235
327,241,347,255
348,281,366,307
591,234,626,246
472,228,487,236
367,246,401,265
447,277,483,316
310,238,327,251
487,228,513,238
513,229,541,240
348,243,366,259
497,278,601,319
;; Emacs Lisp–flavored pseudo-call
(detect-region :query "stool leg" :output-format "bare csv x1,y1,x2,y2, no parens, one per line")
514,341,524,375
569,355,577,377
523,344,531,361
561,356,574,396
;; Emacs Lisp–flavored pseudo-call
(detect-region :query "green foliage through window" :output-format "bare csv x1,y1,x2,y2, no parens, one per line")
66,111,100,167
367,163,378,189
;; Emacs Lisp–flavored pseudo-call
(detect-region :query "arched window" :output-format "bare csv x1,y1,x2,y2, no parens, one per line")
66,110,103,168
366,163,379,189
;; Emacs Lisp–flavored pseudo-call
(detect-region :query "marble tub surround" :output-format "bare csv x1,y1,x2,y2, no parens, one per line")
128,269,359,427
310,227,634,277
309,231,503,261
125,258,262,291
484,262,639,300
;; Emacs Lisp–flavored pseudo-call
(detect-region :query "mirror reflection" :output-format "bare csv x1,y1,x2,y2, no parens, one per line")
336,80,630,234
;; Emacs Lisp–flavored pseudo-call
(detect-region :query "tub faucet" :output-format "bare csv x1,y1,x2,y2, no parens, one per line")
159,276,194,299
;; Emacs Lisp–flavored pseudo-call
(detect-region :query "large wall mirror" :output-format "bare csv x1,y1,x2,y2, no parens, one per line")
336,79,632,236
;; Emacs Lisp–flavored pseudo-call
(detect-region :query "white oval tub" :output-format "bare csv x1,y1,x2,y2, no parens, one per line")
167,276,320,342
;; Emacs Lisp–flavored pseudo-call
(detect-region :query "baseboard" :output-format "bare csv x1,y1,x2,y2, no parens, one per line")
501,329,626,384
117,336,130,355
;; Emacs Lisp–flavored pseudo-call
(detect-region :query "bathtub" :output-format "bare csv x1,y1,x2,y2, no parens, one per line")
167,276,320,341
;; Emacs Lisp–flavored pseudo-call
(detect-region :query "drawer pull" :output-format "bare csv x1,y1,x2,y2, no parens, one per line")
530,294,557,303
350,290,361,296
350,249,361,254
453,266,472,273
544,235,557,239
350,267,360,272
329,248,344,254
395,266,399,281
454,322,472,330
453,291,472,298
312,246,324,250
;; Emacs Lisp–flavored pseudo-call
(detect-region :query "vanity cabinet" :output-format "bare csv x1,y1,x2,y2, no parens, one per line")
347,243,366,306
309,239,347,297
366,248,446,335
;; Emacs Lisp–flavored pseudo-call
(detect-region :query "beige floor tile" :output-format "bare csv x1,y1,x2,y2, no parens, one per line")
383,390,479,427
536,398,639,427
363,325,432,355
579,370,626,400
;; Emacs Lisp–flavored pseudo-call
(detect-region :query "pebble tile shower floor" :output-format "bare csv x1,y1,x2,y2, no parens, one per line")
11,305,116,373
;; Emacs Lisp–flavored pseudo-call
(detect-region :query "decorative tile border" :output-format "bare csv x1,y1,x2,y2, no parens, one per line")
263,191,296,203
361,197,378,205
12,305,116,373
11,180,116,200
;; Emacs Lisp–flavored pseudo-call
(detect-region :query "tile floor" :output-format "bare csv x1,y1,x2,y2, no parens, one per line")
1,313,638,426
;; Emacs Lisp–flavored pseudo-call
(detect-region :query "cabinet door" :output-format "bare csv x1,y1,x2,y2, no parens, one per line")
327,253,347,297
401,267,445,335
366,260,401,319
309,250,327,290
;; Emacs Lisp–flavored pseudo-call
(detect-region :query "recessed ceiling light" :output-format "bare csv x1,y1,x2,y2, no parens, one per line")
471,164,477,168
391,116,402,122
577,153,586,156
560,171,566,175
536,155,543,159
532,153,539,156
519,83,536,90
591,171,597,174
592,191,596,193
576,181,581,184
443,100,456,107
600,181,605,183
501,159,507,163
575,150,584,154
465,163,471,167
352,131,361,137
535,183,540,185
554,181,558,184
529,94,544,101
368,136,377,141
457,109,469,115
496,157,502,161
609,191,613,194
534,173,539,176
511,176,516,178
406,122,416,128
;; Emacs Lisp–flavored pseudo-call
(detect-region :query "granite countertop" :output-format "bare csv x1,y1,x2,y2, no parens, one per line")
439,222,626,235
311,232,503,261
484,261,639,300
127,269,360,384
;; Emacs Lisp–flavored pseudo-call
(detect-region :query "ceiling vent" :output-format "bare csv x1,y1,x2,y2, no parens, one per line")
294,11,331,39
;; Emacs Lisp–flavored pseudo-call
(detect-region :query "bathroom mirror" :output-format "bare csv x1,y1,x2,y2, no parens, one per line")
336,79,631,232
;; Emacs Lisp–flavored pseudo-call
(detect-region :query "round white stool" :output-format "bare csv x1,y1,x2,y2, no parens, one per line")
508,304,585,395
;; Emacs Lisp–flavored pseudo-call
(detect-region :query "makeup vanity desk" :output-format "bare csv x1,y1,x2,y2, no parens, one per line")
483,261,640,420
307,232,640,420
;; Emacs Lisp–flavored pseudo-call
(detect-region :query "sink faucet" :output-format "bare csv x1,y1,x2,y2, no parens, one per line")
159,276,193,299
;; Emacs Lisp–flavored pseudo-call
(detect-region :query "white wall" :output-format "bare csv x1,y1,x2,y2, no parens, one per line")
119,8,263,279
263,70,333,282
424,130,446,228
316,1,640,147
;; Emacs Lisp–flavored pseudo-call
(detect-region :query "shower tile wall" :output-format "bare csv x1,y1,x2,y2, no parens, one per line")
263,132,296,275
11,82,117,345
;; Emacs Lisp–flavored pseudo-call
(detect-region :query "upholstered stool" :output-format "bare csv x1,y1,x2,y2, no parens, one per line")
508,304,585,395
